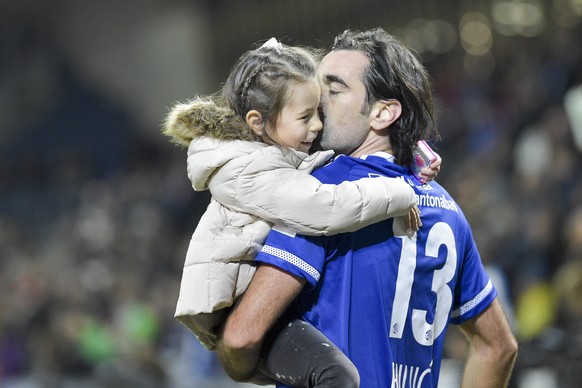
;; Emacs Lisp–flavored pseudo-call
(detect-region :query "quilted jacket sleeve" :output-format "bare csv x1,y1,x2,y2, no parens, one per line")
210,148,417,236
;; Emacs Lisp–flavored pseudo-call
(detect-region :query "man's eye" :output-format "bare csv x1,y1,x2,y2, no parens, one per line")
329,89,339,95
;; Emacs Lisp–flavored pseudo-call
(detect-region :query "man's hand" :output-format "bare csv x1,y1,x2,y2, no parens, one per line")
216,264,306,381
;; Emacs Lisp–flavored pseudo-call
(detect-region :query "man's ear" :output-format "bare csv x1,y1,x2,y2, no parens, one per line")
370,100,402,130
246,110,264,135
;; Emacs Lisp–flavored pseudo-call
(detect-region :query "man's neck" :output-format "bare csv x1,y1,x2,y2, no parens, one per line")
349,131,393,158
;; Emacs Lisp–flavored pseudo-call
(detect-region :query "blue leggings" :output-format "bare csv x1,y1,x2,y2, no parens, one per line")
256,319,360,388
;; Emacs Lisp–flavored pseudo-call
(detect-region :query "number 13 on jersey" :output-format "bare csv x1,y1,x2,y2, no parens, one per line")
389,220,457,346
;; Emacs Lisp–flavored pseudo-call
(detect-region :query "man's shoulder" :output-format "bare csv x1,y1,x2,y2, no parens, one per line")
312,154,376,182
314,153,409,183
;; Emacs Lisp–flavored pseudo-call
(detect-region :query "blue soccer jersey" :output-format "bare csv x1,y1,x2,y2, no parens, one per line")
256,153,497,388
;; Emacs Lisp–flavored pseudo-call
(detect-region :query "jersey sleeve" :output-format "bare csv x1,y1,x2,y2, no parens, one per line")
255,228,326,289
226,151,417,236
449,223,498,324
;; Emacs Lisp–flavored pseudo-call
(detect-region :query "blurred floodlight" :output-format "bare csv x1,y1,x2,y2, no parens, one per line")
460,12,493,56
569,0,582,14
425,19,458,54
397,18,457,56
492,0,545,37
552,0,582,28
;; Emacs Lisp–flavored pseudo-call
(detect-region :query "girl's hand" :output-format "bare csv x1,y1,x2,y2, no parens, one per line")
418,152,441,184
403,205,422,234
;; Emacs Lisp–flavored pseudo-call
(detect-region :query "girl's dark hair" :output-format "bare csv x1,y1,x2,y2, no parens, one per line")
332,28,439,166
163,41,321,147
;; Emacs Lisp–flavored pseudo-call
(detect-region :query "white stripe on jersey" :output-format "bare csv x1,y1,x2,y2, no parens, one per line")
451,279,493,319
262,245,320,282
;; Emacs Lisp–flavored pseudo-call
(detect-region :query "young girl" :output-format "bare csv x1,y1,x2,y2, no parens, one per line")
164,38,438,387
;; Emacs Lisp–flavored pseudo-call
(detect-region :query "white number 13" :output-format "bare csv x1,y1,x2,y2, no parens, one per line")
389,221,457,346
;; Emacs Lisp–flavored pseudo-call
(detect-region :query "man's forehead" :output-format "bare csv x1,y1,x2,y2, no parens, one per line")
318,50,369,81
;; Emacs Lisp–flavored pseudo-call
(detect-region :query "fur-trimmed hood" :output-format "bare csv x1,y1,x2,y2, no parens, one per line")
164,98,259,147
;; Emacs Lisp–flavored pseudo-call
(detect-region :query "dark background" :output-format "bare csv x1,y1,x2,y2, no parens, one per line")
1,0,582,387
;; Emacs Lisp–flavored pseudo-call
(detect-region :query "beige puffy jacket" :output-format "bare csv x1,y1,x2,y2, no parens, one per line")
174,137,416,349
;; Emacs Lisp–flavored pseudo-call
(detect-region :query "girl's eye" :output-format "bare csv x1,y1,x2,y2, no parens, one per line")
329,89,339,95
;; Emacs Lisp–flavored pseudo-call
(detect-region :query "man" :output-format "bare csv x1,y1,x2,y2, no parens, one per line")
218,28,517,387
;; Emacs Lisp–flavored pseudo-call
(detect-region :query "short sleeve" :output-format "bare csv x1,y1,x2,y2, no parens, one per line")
450,225,498,324
255,227,326,289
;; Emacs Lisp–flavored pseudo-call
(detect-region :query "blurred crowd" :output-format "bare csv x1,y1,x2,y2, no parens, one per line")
0,62,235,386
430,26,582,387
2,3,582,388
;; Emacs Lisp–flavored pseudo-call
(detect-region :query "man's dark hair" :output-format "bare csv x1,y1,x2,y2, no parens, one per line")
332,28,438,166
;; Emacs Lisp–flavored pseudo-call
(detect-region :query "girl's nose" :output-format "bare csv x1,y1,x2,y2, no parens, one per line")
312,116,323,132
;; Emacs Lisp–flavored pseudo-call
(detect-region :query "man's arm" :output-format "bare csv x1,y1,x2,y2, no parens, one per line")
216,263,306,381
458,298,518,388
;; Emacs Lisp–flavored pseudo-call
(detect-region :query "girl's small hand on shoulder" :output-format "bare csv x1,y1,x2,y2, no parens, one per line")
403,205,422,235
418,152,441,184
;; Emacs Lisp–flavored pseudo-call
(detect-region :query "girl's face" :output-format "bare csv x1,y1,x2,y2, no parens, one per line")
269,79,323,153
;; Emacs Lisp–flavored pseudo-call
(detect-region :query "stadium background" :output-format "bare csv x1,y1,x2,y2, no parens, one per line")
1,0,581,386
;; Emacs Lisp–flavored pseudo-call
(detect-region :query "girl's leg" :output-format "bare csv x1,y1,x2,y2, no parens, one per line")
258,319,359,388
